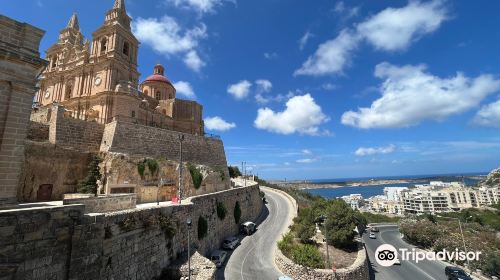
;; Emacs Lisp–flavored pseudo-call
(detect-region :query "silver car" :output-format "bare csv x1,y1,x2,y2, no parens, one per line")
222,236,239,250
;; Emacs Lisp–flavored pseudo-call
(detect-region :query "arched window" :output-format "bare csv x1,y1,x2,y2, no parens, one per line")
155,91,161,100
144,89,148,95
100,38,107,54
123,42,129,56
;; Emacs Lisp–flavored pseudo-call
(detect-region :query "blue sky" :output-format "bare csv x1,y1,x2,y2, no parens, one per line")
3,0,500,179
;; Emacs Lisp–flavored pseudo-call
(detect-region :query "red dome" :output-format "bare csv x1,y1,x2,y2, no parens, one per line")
143,74,172,84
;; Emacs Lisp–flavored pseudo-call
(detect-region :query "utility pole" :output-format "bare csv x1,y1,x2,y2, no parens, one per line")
178,134,184,204
186,218,192,280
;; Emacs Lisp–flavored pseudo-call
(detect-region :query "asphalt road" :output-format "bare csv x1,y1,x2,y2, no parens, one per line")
363,224,449,280
216,187,294,280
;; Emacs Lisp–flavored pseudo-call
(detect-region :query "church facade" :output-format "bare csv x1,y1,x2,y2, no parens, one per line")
34,0,204,136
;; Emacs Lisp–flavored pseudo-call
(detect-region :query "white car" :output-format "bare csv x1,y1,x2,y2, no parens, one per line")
222,236,239,250
210,250,228,268
369,232,376,239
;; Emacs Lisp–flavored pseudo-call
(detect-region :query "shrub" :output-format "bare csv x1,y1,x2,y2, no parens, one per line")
146,158,159,175
277,232,294,256
228,166,242,178
483,252,500,277
295,222,316,243
215,168,226,181
188,163,203,189
197,216,208,239
78,155,102,194
234,201,242,224
216,202,227,220
324,199,358,248
137,161,146,178
291,244,324,269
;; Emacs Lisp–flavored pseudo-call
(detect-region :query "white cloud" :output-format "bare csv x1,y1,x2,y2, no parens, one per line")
322,83,336,91
296,158,317,163
302,149,313,155
355,144,396,156
132,16,207,71
173,81,195,98
334,1,359,20
295,0,448,76
183,50,206,72
341,62,500,128
227,80,252,100
294,29,359,76
254,93,330,135
264,52,278,60
472,100,500,128
166,0,225,14
255,79,273,104
357,0,447,51
204,116,236,131
299,31,314,50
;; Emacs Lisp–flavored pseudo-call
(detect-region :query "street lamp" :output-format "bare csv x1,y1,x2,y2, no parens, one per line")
186,218,192,280
178,134,184,204
157,178,164,206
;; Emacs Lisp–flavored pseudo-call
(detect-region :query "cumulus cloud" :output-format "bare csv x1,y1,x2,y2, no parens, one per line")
341,62,500,128
227,80,252,100
173,81,196,98
299,31,314,50
255,79,273,104
295,0,448,76
254,94,330,135
183,50,206,72
357,0,447,51
166,0,227,14
133,16,207,71
294,29,359,76
472,100,500,128
355,144,396,156
204,116,236,131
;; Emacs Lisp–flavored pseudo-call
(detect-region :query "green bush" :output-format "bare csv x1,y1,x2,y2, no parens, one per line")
291,244,324,269
197,216,208,239
361,212,401,224
188,163,203,189
146,158,159,175
483,252,500,277
234,201,242,224
137,161,146,178
277,232,294,256
399,219,443,248
216,201,227,220
324,199,358,248
228,166,242,178
78,155,102,194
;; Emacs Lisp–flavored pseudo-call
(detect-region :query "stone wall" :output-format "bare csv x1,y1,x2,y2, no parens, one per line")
30,106,52,124
17,141,92,202
27,121,49,141
0,184,263,280
275,242,369,280
0,15,47,205
63,194,136,213
49,105,104,152
100,120,228,171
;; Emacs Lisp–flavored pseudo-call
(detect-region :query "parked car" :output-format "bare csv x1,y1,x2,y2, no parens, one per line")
445,266,472,280
369,232,376,239
370,227,380,232
210,250,228,268
240,221,256,235
222,236,240,250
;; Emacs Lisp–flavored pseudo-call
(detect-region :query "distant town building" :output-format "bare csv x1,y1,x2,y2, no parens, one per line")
384,187,408,201
340,194,363,210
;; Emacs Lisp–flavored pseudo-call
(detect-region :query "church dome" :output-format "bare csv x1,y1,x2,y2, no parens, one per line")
142,64,172,85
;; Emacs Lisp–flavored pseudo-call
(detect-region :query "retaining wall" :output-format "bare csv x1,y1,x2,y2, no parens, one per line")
63,194,136,213
0,184,263,280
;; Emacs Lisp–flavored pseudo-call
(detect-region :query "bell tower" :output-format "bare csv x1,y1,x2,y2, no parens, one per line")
90,0,139,90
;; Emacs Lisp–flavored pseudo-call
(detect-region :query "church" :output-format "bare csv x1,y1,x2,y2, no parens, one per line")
34,0,204,136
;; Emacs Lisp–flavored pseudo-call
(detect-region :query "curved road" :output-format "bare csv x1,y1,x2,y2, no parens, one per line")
363,225,450,280
216,187,295,280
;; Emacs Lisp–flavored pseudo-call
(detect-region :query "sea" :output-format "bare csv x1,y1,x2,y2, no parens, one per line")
303,173,487,199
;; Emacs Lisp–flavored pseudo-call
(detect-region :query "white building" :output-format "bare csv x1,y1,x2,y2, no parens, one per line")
384,187,408,201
